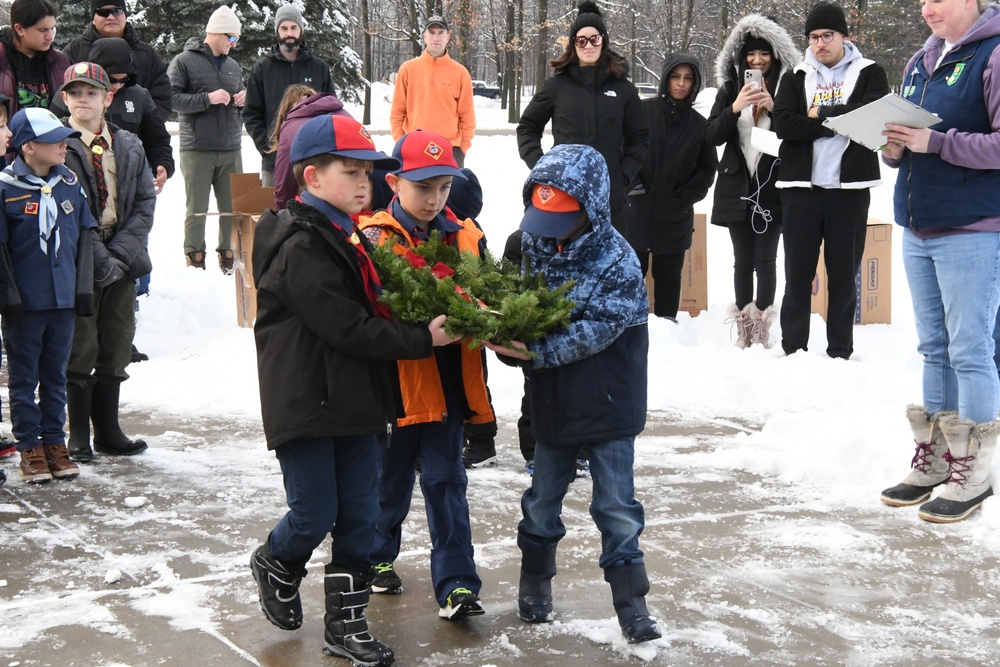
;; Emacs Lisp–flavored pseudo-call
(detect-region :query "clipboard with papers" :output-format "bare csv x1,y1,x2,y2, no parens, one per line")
822,93,941,151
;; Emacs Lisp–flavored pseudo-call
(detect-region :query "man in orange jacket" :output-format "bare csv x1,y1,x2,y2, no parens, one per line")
390,16,476,166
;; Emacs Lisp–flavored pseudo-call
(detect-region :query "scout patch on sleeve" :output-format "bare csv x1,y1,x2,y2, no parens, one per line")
61,200,74,214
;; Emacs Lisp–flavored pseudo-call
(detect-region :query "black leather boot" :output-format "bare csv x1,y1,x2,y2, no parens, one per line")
517,535,557,623
323,565,394,666
604,561,662,644
67,384,94,463
91,381,147,456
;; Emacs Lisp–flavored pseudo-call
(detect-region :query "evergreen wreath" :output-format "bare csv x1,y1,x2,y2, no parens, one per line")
371,233,575,351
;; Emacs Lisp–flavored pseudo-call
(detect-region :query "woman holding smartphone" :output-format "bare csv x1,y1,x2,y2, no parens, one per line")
705,14,799,348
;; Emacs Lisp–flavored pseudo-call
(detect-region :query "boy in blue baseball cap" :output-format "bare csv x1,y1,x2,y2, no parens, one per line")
248,113,455,667
0,107,121,484
357,129,492,623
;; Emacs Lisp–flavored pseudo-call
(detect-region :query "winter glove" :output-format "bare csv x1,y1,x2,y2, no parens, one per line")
95,257,127,287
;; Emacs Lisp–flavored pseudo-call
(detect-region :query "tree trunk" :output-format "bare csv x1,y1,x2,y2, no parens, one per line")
535,0,548,95
362,0,373,124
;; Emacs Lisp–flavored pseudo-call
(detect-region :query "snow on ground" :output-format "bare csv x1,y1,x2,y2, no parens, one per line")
4,83,1000,664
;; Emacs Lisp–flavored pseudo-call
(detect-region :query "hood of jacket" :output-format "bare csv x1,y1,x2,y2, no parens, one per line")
714,14,801,88
657,52,702,103
284,91,346,122
88,37,136,78
522,143,611,238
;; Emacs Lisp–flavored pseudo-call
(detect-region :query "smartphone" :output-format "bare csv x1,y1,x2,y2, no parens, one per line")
744,69,763,90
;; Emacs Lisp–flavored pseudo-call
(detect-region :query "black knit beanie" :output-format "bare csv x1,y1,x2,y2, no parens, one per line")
740,35,773,59
569,1,607,41
92,0,127,14
804,2,848,36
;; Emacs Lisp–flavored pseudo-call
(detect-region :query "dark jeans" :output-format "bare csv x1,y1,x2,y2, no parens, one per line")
519,436,645,569
2,308,75,448
729,205,782,310
372,414,481,606
67,278,136,387
637,250,686,319
268,434,380,573
780,187,870,359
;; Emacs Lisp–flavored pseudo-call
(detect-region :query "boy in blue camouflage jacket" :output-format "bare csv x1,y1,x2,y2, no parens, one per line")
491,142,661,644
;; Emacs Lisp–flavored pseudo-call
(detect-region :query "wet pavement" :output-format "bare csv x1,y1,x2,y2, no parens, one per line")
3,409,1000,667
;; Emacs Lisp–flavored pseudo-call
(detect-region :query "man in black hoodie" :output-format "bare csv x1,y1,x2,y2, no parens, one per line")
63,0,171,122
243,4,335,187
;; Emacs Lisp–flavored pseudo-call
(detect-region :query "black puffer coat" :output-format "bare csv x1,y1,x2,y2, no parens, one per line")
705,14,801,227
623,53,717,254
63,22,171,122
516,61,648,232
253,201,433,449
167,38,244,153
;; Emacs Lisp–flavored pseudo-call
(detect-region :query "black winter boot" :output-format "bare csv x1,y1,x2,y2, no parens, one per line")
250,543,308,630
517,536,557,623
67,384,94,463
91,381,147,455
604,561,662,644
323,565,394,666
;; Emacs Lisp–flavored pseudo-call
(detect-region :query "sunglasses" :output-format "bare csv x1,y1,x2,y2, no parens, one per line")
807,31,837,44
574,34,603,48
109,75,129,86
226,34,239,43
94,7,125,18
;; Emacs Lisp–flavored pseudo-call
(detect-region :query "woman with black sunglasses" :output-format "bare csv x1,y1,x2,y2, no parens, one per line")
516,1,648,234
62,1,172,123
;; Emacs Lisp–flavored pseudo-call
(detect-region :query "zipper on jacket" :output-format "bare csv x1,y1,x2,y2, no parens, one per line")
385,421,393,449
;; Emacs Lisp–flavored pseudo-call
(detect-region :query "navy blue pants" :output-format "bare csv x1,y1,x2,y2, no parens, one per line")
268,435,380,574
2,308,74,449
372,415,481,607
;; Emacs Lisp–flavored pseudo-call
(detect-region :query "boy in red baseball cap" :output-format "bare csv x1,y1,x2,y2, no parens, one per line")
249,114,455,667
357,129,492,622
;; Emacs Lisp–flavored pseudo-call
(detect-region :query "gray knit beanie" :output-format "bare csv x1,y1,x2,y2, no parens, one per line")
275,5,304,34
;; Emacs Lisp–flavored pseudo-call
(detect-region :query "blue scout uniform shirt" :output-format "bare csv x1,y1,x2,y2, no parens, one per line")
0,157,96,310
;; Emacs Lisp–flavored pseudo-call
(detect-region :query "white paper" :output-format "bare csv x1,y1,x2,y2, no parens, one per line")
822,93,941,151
750,127,782,157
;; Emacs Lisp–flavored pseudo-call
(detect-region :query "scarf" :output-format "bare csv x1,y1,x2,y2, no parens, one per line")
0,166,71,256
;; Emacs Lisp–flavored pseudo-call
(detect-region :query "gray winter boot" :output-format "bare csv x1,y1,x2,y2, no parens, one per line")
603,561,661,644
880,405,953,506
918,416,999,523
517,537,557,623
726,304,753,349
748,305,778,348
323,565,394,666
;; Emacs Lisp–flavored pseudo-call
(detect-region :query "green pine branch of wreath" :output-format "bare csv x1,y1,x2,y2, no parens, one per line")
371,233,575,353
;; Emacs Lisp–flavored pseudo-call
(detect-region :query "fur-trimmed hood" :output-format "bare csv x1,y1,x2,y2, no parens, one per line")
714,14,801,88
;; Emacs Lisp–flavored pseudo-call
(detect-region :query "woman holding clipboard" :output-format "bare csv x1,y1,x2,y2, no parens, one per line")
880,0,1000,523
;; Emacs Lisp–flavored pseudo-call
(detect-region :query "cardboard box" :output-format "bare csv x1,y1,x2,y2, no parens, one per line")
229,174,274,328
811,219,892,325
646,212,707,317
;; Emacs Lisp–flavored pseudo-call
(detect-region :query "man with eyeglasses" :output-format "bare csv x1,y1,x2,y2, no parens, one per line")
390,16,475,166
167,5,246,273
772,2,888,360
63,0,171,122
243,4,336,188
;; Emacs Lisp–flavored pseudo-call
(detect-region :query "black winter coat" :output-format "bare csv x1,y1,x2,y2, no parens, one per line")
168,38,244,153
243,44,335,172
252,201,433,449
63,23,171,122
516,63,648,232
63,124,155,280
624,54,717,254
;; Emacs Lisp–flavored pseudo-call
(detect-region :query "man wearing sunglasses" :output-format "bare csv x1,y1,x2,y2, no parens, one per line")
167,5,246,273
243,4,336,188
63,1,171,122
772,1,888,360
390,15,475,167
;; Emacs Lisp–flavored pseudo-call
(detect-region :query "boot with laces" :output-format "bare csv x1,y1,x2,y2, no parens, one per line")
44,443,80,479
726,303,753,349
881,406,953,506
370,562,402,594
918,415,999,523
438,586,485,621
748,304,778,348
19,445,52,484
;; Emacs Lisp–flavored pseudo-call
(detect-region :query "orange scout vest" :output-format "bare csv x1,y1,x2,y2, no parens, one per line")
359,211,494,427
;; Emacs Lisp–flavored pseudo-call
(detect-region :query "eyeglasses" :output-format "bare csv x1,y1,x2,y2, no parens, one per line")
808,31,837,44
225,34,239,43
94,7,125,18
574,34,603,48
109,76,129,86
